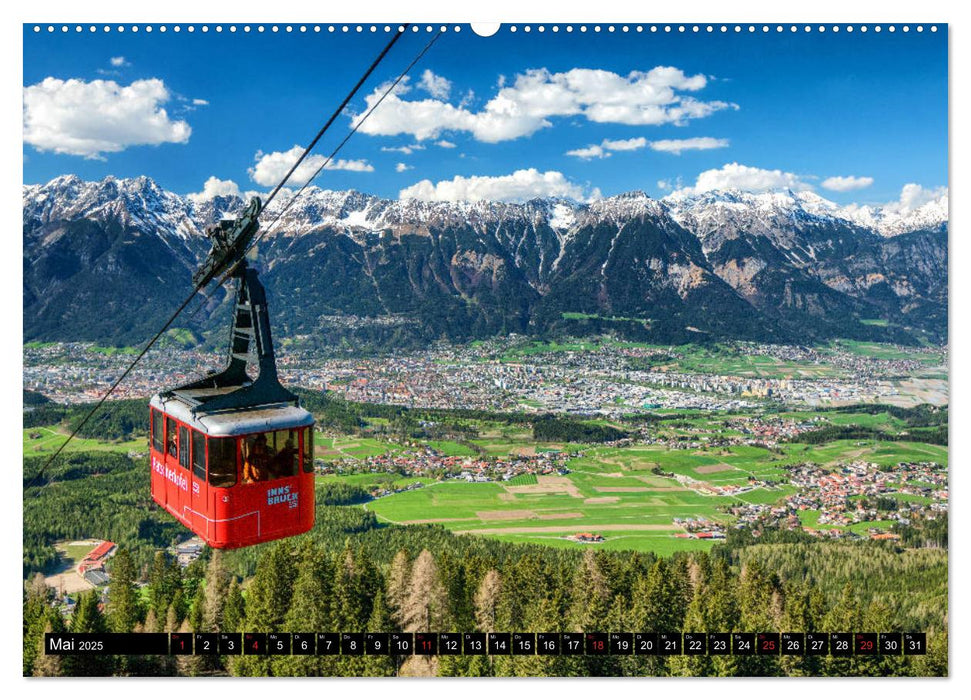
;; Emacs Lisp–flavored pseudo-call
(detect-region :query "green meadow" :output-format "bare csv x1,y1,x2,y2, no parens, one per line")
23,426,145,458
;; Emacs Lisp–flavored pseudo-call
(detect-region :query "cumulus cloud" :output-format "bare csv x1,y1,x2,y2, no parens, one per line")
840,183,948,225
567,135,727,159
395,162,413,173
821,175,874,192
23,77,191,159
356,66,736,143
671,162,811,196
192,98,209,107
400,168,598,203
895,183,948,210
110,56,129,67
648,136,729,155
435,139,456,148
248,145,374,186
418,69,452,100
187,176,241,204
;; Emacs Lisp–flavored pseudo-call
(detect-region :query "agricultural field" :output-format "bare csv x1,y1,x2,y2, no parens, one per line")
23,426,145,458
315,435,404,459
666,345,845,379
353,403,947,554
363,459,772,553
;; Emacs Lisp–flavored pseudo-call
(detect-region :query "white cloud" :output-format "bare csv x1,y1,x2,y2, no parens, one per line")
248,145,374,186
400,168,598,203
567,135,727,159
565,144,609,160
192,98,209,107
656,177,685,192
566,137,647,159
648,136,729,155
23,77,191,159
418,69,452,100
380,144,425,155
603,137,648,151
895,183,947,210
187,176,241,204
395,162,413,173
671,162,811,196
356,66,735,143
435,139,456,148
110,56,129,67
821,175,874,192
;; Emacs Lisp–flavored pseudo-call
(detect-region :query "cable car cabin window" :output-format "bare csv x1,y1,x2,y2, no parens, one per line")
178,426,191,469
166,417,178,458
151,410,164,452
241,430,299,483
191,430,206,481
303,428,314,473
208,437,237,488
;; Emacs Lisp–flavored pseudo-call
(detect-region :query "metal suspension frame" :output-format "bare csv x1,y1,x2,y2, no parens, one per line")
163,261,298,415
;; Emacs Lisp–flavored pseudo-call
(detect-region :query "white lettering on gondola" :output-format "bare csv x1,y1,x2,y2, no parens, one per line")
152,455,188,491
266,485,298,508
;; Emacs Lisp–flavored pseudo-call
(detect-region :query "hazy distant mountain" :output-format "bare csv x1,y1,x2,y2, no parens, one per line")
22,175,948,349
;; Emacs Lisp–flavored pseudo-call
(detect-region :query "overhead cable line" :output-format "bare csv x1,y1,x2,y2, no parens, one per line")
27,26,438,487
247,29,445,253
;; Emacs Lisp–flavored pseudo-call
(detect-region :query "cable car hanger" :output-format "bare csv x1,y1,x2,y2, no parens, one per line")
28,25,444,488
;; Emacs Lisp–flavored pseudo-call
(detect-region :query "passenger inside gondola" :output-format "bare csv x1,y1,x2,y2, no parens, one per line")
167,418,178,458
242,433,270,483
269,435,299,479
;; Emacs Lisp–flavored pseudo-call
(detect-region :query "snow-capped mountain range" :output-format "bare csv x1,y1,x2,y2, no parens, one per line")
23,175,948,348
23,174,947,243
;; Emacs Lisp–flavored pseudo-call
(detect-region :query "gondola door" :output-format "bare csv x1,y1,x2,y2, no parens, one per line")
190,429,210,540
163,416,190,524
175,422,193,527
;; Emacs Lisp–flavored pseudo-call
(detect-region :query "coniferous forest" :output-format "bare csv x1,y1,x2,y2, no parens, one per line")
22,398,948,678
23,488,948,677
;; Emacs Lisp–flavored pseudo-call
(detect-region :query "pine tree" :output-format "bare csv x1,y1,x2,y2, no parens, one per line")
235,542,298,677
144,608,159,633
23,573,51,676
473,569,501,633
385,549,411,626
362,590,396,677
107,548,142,633
222,578,245,633
32,613,65,677
400,549,448,633
567,549,611,632
165,601,180,633
627,558,686,677
913,627,948,677
71,590,107,633
148,551,173,617
189,584,205,632
202,550,230,632
66,592,113,676
274,542,334,677
174,619,200,677
821,584,861,676
735,561,782,676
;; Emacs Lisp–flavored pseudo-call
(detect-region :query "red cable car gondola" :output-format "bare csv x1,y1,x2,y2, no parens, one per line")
148,198,315,548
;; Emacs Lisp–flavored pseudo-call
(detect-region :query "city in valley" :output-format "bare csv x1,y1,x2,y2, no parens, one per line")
25,336,948,564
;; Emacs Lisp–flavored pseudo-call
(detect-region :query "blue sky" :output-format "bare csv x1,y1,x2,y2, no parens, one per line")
23,24,947,206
